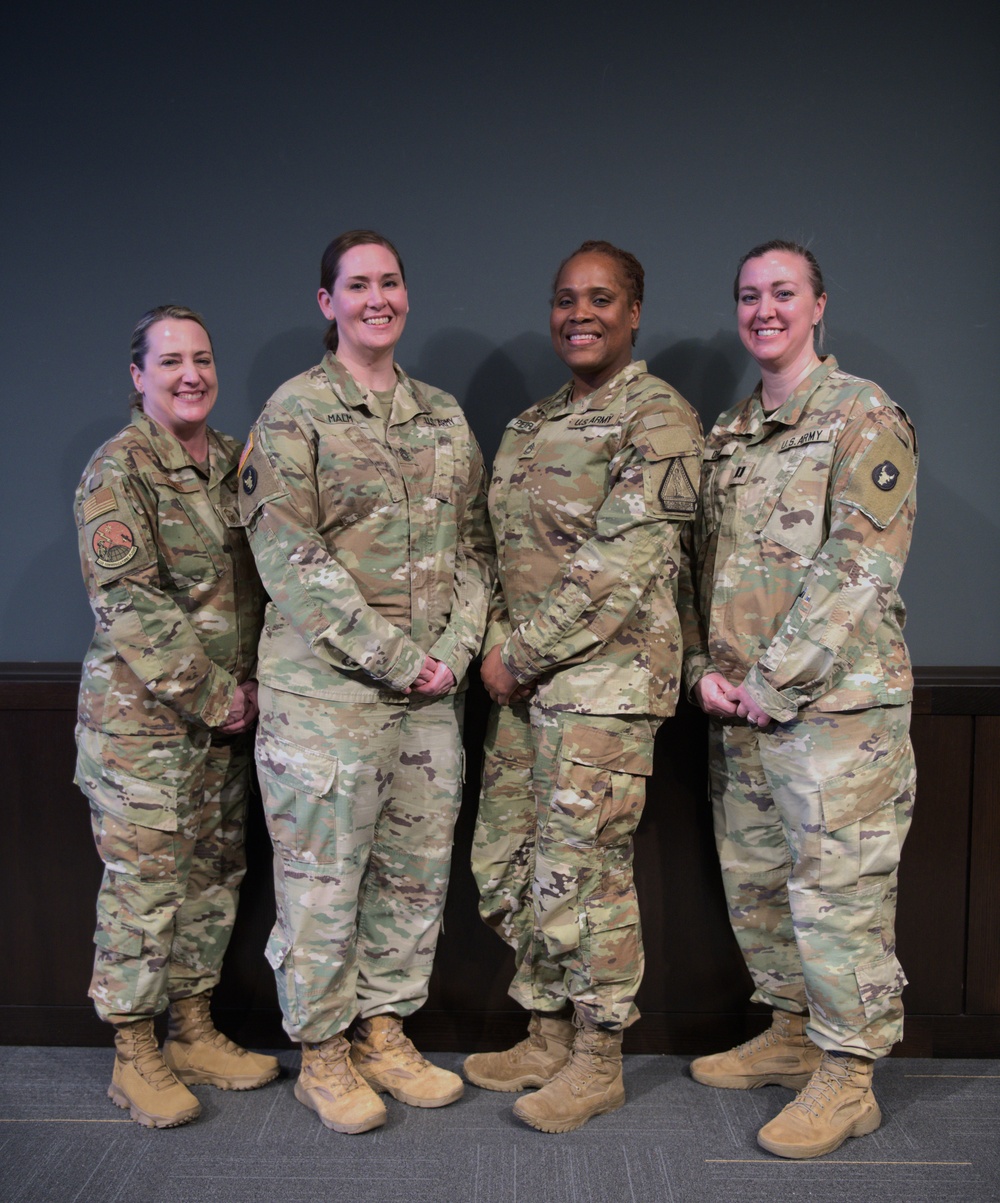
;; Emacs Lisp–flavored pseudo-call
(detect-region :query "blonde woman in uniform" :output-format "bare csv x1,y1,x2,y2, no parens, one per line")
684,240,918,1159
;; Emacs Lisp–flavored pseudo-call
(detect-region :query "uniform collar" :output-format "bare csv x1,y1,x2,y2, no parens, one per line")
320,351,427,425
132,408,223,477
546,359,645,417
732,355,839,438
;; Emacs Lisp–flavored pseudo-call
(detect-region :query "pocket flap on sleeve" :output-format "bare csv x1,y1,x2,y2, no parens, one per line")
634,425,700,461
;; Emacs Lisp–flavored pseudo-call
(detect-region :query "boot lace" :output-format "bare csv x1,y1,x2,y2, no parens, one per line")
123,1027,177,1089
183,996,247,1057
787,1057,854,1118
312,1039,364,1092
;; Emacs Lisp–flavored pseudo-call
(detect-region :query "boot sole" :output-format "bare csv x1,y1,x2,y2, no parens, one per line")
293,1079,386,1133
757,1102,883,1159
166,1065,280,1090
108,1082,200,1128
359,1073,464,1108
463,1066,560,1093
689,1068,816,1090
513,1090,625,1134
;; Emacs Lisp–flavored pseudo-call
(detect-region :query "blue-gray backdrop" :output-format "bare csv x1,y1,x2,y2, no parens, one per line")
2,1,996,664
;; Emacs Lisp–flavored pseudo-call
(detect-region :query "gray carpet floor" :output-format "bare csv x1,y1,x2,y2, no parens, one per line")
1,1047,998,1202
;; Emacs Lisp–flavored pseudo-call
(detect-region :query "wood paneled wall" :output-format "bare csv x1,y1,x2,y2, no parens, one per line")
2,665,998,1056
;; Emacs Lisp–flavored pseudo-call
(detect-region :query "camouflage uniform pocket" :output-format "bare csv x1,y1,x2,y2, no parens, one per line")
156,481,223,590
818,737,908,892
255,727,344,865
75,725,184,832
854,953,907,1025
264,930,292,972
548,723,653,851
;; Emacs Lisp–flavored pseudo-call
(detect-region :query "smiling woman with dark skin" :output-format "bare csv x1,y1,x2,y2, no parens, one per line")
682,240,919,1160
466,240,703,1134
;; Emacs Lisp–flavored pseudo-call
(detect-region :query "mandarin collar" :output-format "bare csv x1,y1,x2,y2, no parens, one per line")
546,359,646,417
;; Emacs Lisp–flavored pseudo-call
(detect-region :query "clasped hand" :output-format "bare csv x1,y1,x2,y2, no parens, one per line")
694,672,772,730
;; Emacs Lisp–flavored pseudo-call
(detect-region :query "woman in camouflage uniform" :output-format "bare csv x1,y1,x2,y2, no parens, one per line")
238,231,493,1134
684,241,918,1159
465,241,703,1133
75,306,277,1129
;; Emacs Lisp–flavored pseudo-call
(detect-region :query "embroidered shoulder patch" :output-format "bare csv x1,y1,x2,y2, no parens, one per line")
659,458,698,516
83,487,116,524
841,429,916,528
238,433,254,474
92,520,138,570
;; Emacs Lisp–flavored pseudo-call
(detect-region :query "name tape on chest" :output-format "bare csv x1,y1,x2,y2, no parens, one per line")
568,414,618,428
324,412,355,424
509,417,539,434
778,427,834,452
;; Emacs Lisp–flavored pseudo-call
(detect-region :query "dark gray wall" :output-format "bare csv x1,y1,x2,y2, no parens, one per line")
3,2,997,664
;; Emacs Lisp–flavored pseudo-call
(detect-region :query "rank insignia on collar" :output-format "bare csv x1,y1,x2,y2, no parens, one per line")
93,520,137,570
242,464,258,495
872,460,899,491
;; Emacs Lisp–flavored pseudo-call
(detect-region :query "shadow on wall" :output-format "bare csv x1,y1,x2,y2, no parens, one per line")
647,331,748,431
242,327,323,425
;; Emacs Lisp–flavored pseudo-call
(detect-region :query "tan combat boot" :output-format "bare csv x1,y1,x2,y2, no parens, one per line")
163,990,279,1090
108,1018,201,1128
689,1010,823,1089
351,1014,463,1107
512,1020,625,1133
464,1012,575,1091
295,1035,387,1133
757,1051,881,1158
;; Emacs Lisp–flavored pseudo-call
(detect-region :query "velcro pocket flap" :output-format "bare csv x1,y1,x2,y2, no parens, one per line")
255,728,338,797
819,739,909,833
560,723,653,777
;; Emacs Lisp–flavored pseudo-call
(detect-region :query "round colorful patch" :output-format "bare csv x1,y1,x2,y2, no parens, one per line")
871,460,899,492
242,464,258,494
92,520,138,569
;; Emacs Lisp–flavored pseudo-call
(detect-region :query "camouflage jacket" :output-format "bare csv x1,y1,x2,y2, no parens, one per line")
75,409,263,736
681,356,918,722
489,360,703,717
238,353,493,701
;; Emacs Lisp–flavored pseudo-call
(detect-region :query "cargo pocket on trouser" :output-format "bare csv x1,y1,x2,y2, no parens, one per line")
473,704,536,945
818,735,912,894
853,954,908,1050
574,877,644,1030
76,726,192,1018
537,719,652,970
255,722,362,1040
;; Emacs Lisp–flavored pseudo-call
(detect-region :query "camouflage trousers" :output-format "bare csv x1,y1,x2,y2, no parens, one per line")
710,703,916,1058
77,724,251,1023
471,700,658,1031
256,686,464,1044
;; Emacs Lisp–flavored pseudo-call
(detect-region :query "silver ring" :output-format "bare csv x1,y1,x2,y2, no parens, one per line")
747,715,757,726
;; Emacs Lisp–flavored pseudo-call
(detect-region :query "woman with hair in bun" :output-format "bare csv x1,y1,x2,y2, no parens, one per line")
75,305,276,1129
239,230,493,1134
684,240,918,1160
